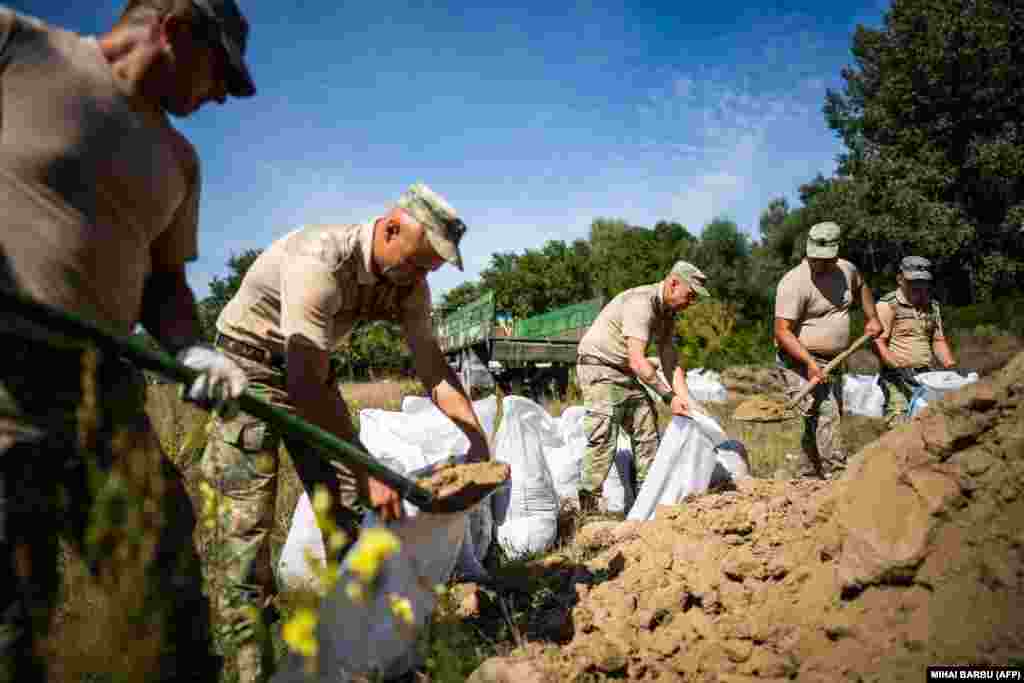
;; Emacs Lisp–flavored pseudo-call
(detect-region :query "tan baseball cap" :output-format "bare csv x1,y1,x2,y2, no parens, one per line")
670,260,710,298
396,183,467,271
806,221,841,258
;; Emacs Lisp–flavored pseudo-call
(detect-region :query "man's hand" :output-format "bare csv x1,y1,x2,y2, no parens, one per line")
864,316,883,339
669,393,691,417
806,358,825,385
366,476,404,521
176,344,248,416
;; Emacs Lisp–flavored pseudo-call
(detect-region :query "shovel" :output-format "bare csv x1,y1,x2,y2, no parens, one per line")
733,332,873,423
1,288,508,514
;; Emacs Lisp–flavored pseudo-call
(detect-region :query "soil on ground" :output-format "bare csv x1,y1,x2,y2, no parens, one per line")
477,351,1024,682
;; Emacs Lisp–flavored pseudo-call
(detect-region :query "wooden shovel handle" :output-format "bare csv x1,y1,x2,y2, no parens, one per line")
785,332,874,409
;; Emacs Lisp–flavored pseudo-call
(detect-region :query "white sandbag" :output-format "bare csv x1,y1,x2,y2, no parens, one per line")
627,410,729,522
601,432,635,513
278,492,327,593
400,395,499,440
545,407,586,504
271,511,468,683
491,396,559,558
686,368,729,404
908,370,979,417
842,373,885,417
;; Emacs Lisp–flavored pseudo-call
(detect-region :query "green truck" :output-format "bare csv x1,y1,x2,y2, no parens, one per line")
432,291,604,399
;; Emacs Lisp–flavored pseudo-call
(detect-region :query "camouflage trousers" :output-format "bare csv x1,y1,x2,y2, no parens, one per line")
878,367,928,428
0,332,220,683
197,349,362,683
775,353,847,479
577,361,660,496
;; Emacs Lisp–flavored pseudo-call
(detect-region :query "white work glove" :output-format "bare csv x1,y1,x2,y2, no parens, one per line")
176,344,248,417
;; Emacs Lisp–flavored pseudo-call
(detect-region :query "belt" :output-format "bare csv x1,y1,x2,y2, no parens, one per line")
215,333,285,368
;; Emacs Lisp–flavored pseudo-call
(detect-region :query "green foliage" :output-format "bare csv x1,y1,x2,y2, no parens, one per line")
942,294,1024,337
675,301,775,370
816,0,1024,302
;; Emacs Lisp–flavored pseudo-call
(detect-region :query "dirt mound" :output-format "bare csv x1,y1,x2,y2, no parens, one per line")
720,366,779,398
514,351,1024,682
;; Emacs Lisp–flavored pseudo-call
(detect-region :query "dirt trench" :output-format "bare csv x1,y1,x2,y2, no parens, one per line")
502,351,1024,682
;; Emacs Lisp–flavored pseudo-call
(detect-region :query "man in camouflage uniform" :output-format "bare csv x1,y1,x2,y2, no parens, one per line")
873,256,956,427
575,261,709,515
0,1,256,680
774,222,882,479
201,183,491,682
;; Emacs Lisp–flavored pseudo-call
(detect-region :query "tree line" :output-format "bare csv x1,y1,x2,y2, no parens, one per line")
185,0,1024,374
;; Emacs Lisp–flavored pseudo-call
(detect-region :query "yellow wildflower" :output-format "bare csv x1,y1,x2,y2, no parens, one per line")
345,581,366,604
387,594,414,626
346,528,401,583
328,529,349,553
311,485,332,516
282,607,318,659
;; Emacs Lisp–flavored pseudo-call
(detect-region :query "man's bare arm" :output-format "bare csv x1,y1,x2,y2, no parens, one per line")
626,337,671,394
872,302,900,369
286,339,404,519
405,326,489,461
775,317,824,383
860,279,882,337
139,265,203,353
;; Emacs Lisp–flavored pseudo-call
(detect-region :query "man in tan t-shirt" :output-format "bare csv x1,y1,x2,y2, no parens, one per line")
774,221,881,479
575,261,709,515
874,256,956,426
201,183,491,682
0,2,257,681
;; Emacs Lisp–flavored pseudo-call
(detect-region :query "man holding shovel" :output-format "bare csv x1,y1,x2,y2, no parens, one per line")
874,256,957,427
575,261,709,516
201,182,490,682
773,222,882,479
0,1,257,680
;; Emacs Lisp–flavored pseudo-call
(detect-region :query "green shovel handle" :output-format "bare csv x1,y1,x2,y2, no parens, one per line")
1,288,436,510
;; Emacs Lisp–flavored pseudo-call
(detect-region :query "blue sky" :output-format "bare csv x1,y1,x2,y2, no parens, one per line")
22,0,887,301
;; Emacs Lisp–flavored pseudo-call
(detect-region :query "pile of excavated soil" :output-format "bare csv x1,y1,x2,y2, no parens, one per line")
720,366,779,398
505,351,1024,682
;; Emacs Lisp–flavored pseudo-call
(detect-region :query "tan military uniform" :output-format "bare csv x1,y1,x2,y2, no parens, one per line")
774,259,863,478
0,9,217,681
876,289,944,425
576,283,674,495
201,221,433,678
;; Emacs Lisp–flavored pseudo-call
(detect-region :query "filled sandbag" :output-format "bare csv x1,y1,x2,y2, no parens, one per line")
271,511,468,683
627,410,730,521
686,368,729,403
908,370,980,417
843,374,884,417
491,396,560,558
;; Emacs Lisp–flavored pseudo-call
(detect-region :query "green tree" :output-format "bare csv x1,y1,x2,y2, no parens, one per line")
819,0,1024,302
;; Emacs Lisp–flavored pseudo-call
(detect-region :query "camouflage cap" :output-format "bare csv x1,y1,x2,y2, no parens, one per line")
900,255,933,281
396,183,466,271
806,221,841,258
669,260,710,298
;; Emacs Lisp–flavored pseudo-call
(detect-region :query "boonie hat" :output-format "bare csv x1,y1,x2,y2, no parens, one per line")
806,221,841,259
396,183,467,271
191,0,256,97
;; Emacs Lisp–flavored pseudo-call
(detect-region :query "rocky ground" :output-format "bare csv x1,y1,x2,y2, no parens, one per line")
466,351,1024,682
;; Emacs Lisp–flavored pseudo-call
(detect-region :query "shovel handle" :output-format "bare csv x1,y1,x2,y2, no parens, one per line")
785,332,874,409
1,288,438,510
